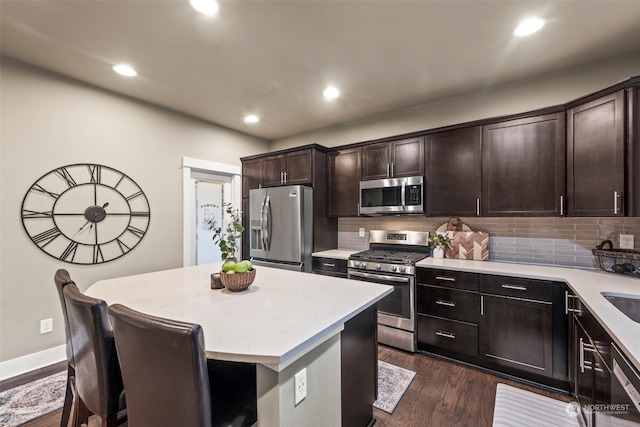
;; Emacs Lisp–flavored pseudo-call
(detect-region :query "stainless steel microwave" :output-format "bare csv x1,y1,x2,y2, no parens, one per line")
359,176,424,215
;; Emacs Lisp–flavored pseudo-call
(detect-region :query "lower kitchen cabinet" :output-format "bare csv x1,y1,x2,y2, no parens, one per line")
312,256,347,278
416,268,569,389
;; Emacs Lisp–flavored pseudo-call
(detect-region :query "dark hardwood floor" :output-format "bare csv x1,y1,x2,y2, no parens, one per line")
15,345,572,427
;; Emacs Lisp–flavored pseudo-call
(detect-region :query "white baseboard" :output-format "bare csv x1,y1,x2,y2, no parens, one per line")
0,345,66,381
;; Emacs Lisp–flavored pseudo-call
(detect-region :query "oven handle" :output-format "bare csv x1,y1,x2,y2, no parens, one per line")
348,271,411,283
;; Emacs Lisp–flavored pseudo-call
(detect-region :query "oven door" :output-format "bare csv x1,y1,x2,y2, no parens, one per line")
347,269,415,332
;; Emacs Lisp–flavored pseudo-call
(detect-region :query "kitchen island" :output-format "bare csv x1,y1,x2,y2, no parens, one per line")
86,263,392,427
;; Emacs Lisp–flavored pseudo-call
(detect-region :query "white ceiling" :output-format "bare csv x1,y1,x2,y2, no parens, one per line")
2,1,639,141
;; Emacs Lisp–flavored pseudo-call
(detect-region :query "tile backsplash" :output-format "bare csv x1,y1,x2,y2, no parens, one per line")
338,216,640,269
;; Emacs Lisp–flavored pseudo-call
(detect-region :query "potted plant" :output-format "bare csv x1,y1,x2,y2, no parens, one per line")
203,202,245,261
429,233,452,259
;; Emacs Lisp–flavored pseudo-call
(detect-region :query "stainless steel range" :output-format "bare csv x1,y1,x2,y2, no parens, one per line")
347,230,430,352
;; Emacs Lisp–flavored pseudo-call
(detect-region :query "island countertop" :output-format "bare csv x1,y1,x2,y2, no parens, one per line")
85,263,392,371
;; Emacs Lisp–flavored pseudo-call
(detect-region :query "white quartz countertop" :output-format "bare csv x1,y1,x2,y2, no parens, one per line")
86,263,392,371
416,257,640,370
312,249,358,260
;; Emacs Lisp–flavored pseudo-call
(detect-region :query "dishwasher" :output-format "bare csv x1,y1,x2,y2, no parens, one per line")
611,343,640,425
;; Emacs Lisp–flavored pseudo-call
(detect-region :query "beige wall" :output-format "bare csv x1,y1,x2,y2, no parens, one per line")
271,53,640,150
0,58,269,364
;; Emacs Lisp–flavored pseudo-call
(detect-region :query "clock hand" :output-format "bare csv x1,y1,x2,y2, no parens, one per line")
72,202,109,237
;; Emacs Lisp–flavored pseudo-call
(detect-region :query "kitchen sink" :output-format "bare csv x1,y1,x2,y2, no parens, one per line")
601,292,640,323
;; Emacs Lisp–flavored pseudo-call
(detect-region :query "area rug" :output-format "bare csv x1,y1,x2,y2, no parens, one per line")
373,360,417,414
0,371,66,427
492,383,583,427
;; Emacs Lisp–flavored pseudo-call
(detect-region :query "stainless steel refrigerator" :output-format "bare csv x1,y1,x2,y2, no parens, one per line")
249,185,313,272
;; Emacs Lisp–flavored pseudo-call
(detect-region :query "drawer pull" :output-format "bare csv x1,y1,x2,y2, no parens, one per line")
501,284,527,291
435,300,456,307
322,263,336,268
435,276,456,282
435,330,456,339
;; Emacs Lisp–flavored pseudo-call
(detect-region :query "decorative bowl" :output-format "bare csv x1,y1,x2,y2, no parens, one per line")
219,268,256,291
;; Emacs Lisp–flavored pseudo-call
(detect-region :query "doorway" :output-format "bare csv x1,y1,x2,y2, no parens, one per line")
182,157,241,267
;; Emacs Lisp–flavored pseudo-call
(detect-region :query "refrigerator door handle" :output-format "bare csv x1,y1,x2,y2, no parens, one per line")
264,195,271,250
260,196,268,250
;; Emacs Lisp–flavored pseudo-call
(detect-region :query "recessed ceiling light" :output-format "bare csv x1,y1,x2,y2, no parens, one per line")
244,114,260,124
323,86,340,100
112,64,137,77
513,17,546,37
189,0,219,15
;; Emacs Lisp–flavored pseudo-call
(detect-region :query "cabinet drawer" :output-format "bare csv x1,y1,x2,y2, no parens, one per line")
417,315,478,357
418,268,479,291
417,285,478,324
312,257,347,276
479,275,553,302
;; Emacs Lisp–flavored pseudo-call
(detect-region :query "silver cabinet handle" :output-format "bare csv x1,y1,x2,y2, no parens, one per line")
280,171,284,184
560,195,564,216
436,300,456,307
391,163,394,177
614,191,621,215
580,337,586,374
481,295,484,316
322,263,336,268
476,198,480,216
435,331,456,339
386,163,390,178
284,171,287,184
435,276,456,282
502,284,527,291
565,291,581,314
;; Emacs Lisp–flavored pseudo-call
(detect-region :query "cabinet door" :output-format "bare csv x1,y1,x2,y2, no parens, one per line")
426,127,481,217
242,158,263,198
328,147,361,216
567,90,625,216
362,143,391,180
390,137,424,177
482,113,565,216
479,294,553,376
285,149,313,184
262,154,285,187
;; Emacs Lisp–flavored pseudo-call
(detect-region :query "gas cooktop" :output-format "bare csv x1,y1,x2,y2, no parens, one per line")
349,249,429,265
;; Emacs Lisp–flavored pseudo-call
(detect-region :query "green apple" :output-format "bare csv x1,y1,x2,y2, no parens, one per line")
242,260,253,270
234,262,248,273
222,261,236,273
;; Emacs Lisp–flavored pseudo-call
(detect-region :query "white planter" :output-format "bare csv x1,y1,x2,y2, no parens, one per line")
433,246,445,259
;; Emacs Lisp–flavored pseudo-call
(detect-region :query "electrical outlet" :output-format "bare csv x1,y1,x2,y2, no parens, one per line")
294,368,307,405
621,234,635,249
359,227,365,237
40,318,53,334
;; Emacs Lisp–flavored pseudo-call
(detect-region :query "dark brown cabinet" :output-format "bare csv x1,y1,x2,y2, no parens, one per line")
425,127,481,217
362,137,424,180
567,90,625,216
242,157,263,198
262,149,313,187
482,112,566,216
312,256,347,278
417,268,569,389
328,147,361,217
571,296,612,427
479,275,568,384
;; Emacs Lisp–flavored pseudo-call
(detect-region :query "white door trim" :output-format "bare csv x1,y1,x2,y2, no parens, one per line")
182,157,241,267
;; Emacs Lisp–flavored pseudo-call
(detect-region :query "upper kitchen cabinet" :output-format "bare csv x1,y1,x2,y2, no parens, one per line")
262,148,313,187
242,157,263,198
426,127,482,217
328,146,361,217
482,112,566,216
362,137,424,180
567,88,637,216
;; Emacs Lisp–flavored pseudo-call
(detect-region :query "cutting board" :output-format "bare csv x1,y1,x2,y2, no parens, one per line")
436,218,489,261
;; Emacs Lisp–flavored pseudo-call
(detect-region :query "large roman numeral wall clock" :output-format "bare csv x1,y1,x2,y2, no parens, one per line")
21,163,151,265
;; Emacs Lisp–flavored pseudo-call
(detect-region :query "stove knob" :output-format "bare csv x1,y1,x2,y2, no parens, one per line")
361,262,367,268
391,265,398,272
376,264,382,270
400,266,406,273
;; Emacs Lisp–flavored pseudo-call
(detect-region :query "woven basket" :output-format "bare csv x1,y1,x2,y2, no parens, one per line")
592,240,640,278
219,268,256,291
